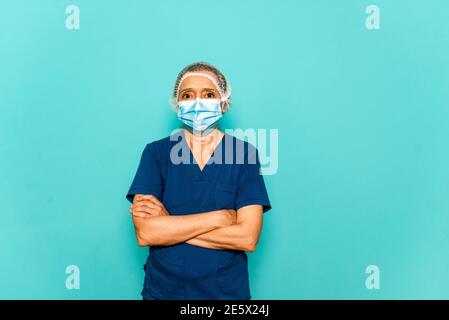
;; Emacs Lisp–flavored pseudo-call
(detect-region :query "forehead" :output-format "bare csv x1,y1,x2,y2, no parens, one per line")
178,72,219,92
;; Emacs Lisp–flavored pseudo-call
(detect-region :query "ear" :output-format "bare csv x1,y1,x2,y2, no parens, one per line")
221,101,228,113
169,97,178,111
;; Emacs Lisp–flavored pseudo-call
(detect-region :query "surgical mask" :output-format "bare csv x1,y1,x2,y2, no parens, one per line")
177,98,223,132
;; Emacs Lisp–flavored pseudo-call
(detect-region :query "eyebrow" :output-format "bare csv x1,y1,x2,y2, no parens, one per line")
180,87,218,93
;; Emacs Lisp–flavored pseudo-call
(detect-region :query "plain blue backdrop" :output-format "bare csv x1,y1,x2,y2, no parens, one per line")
0,0,448,299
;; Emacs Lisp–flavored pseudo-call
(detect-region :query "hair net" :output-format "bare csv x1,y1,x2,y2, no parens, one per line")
169,64,232,111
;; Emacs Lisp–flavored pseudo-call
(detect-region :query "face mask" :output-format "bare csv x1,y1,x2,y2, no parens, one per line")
177,98,223,133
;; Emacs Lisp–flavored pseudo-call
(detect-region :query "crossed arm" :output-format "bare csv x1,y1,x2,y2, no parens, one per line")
129,194,263,252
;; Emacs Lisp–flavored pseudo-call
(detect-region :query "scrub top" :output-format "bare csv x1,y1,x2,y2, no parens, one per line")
126,130,271,300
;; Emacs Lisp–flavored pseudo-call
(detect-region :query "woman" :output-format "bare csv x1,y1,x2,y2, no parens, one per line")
126,62,271,300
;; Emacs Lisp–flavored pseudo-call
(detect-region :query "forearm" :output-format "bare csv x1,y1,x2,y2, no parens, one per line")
186,224,256,252
186,205,264,252
133,211,224,247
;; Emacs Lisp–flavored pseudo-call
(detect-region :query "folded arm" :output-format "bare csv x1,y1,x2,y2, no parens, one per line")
185,204,263,252
130,194,236,247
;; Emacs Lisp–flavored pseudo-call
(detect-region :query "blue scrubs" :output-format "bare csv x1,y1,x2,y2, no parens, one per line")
126,130,271,300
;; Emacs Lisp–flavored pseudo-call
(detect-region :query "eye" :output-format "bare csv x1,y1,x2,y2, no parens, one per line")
204,91,216,99
181,92,193,100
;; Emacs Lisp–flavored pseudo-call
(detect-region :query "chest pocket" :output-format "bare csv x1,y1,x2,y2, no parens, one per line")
215,183,238,209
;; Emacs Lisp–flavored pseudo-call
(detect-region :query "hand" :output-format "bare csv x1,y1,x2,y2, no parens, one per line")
217,209,237,227
130,194,169,218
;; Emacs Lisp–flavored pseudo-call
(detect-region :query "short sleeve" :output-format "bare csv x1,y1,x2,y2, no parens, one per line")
235,144,272,213
125,143,162,203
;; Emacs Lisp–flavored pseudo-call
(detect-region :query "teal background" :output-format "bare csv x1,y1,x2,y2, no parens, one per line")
1,0,448,299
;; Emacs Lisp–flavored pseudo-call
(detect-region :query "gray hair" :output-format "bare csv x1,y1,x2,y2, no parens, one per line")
170,61,232,112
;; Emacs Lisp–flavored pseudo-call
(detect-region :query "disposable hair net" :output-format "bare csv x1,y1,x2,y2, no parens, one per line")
169,71,232,109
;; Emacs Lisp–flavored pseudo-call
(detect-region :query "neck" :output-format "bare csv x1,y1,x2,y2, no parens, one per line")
184,127,221,145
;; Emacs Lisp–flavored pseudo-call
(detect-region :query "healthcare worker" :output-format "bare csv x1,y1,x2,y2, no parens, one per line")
126,62,271,300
